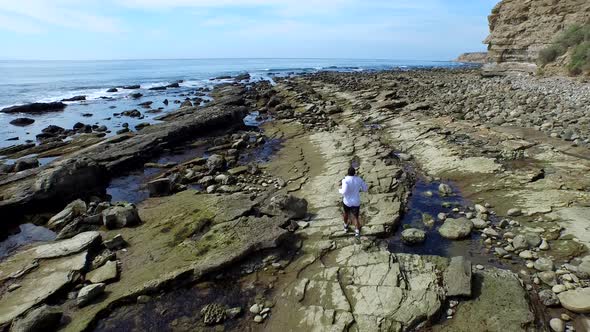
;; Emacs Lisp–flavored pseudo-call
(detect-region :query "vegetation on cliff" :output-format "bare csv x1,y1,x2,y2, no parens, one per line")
539,24,590,75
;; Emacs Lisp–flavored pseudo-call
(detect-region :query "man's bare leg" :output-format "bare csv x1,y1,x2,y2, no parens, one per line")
343,211,350,232
352,214,361,237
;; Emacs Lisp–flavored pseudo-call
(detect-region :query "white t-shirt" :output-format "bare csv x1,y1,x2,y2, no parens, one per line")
339,175,368,207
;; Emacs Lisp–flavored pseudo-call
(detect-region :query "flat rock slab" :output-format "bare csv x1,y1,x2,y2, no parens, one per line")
0,251,88,326
443,256,472,297
432,268,535,332
87,260,118,284
269,245,448,332
32,231,101,259
558,288,590,313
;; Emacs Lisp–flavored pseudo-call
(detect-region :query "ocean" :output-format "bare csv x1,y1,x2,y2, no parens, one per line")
0,58,467,149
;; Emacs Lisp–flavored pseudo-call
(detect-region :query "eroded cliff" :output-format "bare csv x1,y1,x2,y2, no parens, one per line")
484,0,590,75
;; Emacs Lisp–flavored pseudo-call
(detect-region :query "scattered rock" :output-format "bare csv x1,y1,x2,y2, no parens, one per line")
225,307,242,319
471,218,488,229
249,303,262,314
9,118,35,126
549,318,565,332
62,95,86,102
438,183,453,196
86,260,118,283
538,271,557,286
401,228,426,244
534,258,554,271
77,283,106,307
14,158,40,172
206,154,226,172
263,194,308,220
147,178,172,197
443,256,472,297
10,305,63,332
103,234,126,250
102,203,141,229
439,217,473,240
512,235,529,250
48,199,87,230
506,208,522,217
539,289,560,307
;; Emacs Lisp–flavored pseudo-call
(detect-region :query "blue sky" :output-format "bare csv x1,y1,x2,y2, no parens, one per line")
0,0,499,60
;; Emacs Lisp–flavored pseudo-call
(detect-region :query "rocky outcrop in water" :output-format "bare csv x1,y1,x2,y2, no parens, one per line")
1,102,66,114
483,0,590,75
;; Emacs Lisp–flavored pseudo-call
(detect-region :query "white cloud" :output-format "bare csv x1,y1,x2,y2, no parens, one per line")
0,13,43,34
0,0,122,33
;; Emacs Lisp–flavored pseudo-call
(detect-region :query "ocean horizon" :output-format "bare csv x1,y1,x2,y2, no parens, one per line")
0,58,473,148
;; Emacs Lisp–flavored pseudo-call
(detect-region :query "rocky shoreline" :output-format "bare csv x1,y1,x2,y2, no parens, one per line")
0,68,589,331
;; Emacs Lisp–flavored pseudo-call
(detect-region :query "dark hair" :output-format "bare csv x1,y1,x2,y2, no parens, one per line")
347,167,356,176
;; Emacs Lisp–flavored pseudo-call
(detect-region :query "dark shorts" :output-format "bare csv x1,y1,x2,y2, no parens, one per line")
342,202,360,218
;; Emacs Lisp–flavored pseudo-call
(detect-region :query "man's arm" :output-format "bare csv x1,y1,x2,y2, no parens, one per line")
360,178,368,192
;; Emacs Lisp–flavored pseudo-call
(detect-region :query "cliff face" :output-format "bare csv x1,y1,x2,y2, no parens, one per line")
455,52,488,64
484,0,590,75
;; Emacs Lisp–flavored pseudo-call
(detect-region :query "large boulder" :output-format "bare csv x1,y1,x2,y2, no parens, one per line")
1,102,66,114
439,217,473,240
102,203,141,229
10,305,63,332
262,194,308,220
47,199,87,230
557,288,590,313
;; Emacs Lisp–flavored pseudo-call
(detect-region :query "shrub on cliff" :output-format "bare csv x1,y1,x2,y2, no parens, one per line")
538,24,590,75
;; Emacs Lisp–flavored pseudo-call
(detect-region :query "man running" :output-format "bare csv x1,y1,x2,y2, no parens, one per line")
339,166,368,238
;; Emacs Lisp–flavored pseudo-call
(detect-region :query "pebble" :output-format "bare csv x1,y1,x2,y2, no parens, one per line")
254,315,263,323
552,285,567,293
250,303,262,314
261,307,270,314
519,250,534,259
446,309,454,316
540,239,550,250
561,314,571,321
475,264,484,270
549,318,565,332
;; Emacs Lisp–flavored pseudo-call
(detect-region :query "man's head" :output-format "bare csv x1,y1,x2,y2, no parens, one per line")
347,167,356,176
